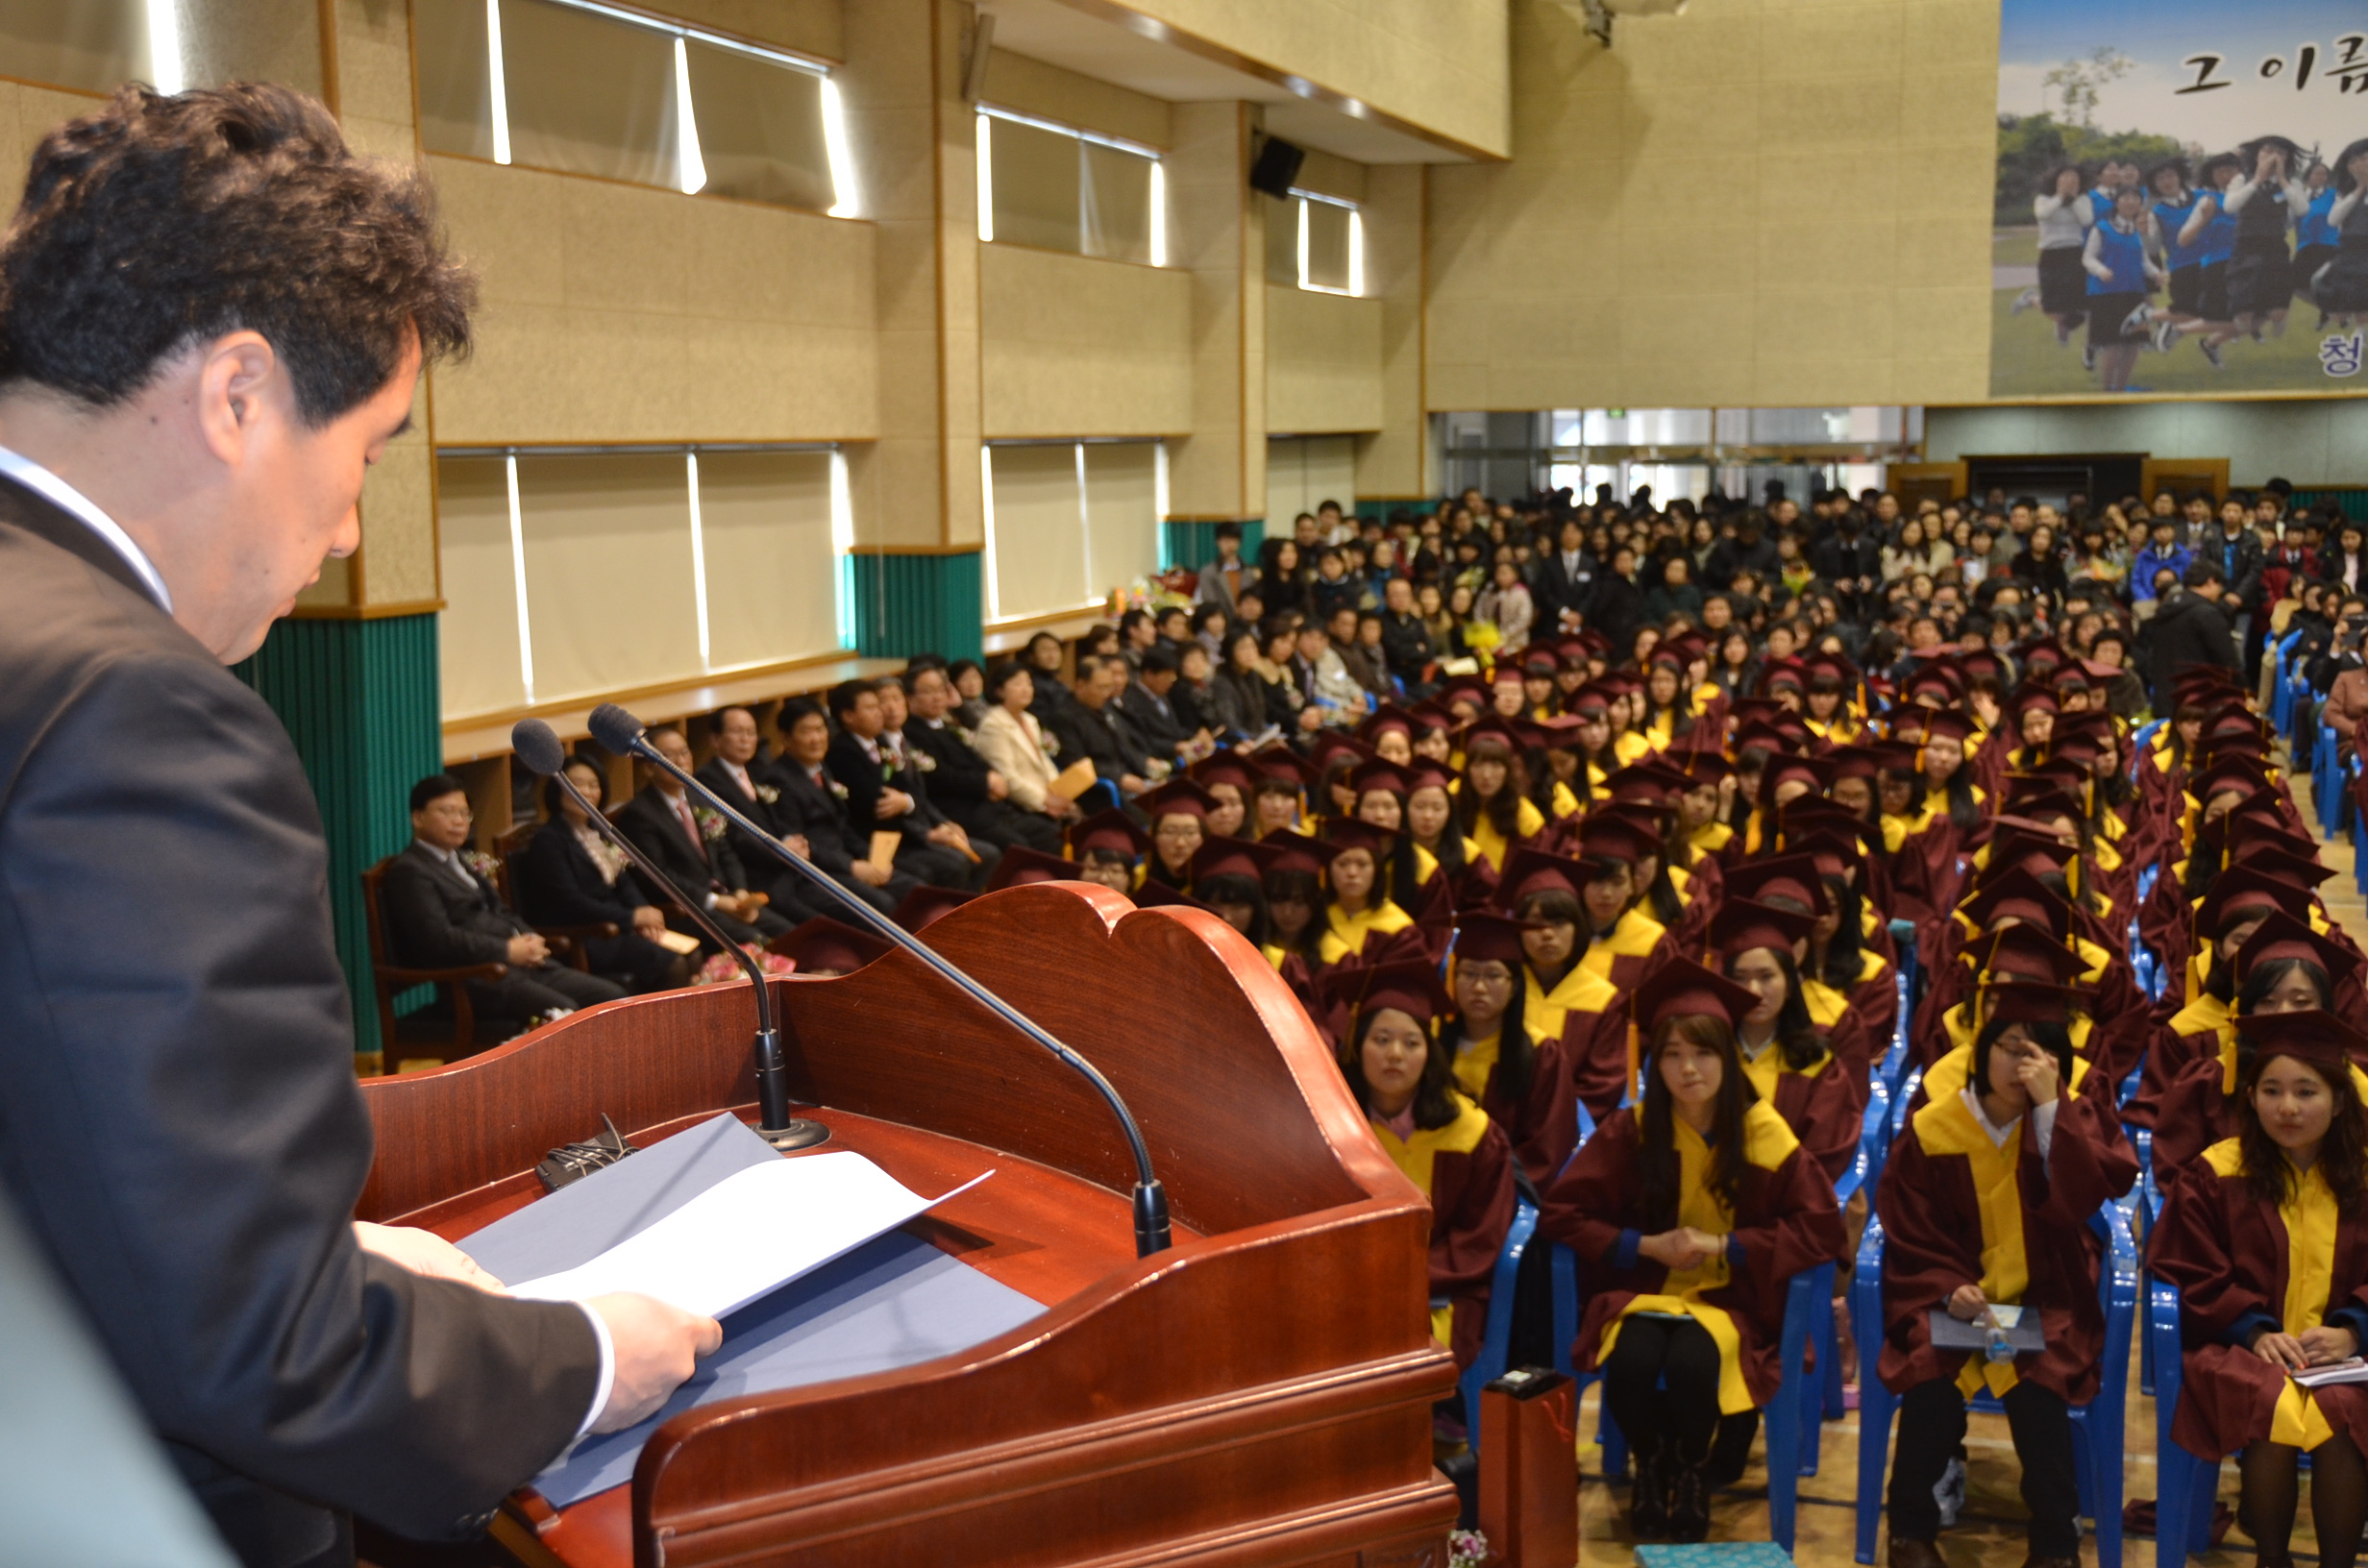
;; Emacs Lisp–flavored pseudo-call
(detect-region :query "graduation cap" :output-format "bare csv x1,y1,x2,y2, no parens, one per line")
1631,956,1761,1035
1959,649,2008,685
1708,898,1816,959
1067,809,1149,860
2189,753,2273,804
1805,651,1859,689
2009,684,2060,719
1758,752,1834,805
1492,846,1592,907
1980,826,2077,883
2194,866,2313,939
1825,746,1889,782
1346,759,1411,799
2233,908,2356,987
1732,720,1799,756
1404,758,1457,795
1307,731,1378,773
1575,812,1659,869
1975,981,2092,1031
1320,820,1393,865
1604,762,1691,806
1490,662,1530,689
2233,1008,2366,1075
892,884,974,932
1759,657,1808,694
2047,663,2093,695
1261,831,1327,879
1789,828,1867,885
1189,752,1260,796
2044,731,2102,768
1562,683,1611,716
987,844,1079,891
1521,649,1560,677
1452,911,1547,967
1137,777,1220,821
1915,709,1977,745
1961,867,2071,938
2020,637,2070,674
1962,922,2086,985
1722,852,1828,915
1996,785,2084,826
1671,749,1734,787
1249,747,1320,789
1322,961,1452,1027
1360,705,1419,743
1533,714,1591,752
771,916,893,976
1191,834,1279,886
1134,879,1221,916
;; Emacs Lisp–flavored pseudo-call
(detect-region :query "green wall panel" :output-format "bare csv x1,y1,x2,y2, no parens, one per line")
231,614,442,1056
2297,489,2368,522
1161,519,1264,573
850,551,983,663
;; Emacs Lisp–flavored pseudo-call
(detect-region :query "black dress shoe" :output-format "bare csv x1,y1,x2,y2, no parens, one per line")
1887,1535,1948,1568
1628,1442,1668,1538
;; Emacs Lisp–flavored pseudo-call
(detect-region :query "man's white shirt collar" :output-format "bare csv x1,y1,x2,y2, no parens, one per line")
0,444,173,610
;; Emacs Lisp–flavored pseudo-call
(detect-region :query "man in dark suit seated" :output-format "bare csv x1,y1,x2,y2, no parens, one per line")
695,706,840,925
613,725,791,950
825,678,976,891
1046,654,1152,798
382,775,629,1029
900,662,1062,854
761,698,909,913
0,85,716,1568
511,757,690,994
1112,645,1201,772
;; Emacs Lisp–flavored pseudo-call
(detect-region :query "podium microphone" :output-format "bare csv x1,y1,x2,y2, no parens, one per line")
510,719,829,1153
581,702,1173,1258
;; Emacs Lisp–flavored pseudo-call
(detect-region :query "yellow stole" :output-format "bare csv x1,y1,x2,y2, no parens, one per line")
1581,907,1667,985
1373,1091,1494,1348
2204,1139,2342,1450
1910,1088,2036,1398
1320,899,1415,966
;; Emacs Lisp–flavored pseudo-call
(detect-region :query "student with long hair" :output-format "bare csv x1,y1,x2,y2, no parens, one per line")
1711,899,1859,1181
1404,758,1490,908
1189,835,1273,947
1315,822,1423,970
1539,960,1844,1543
1348,759,1445,921
1454,726,1544,873
2151,1011,2368,1568
1571,813,1676,992
1439,912,1582,1187
1878,985,2138,1568
1500,849,1630,1121
1329,963,1517,1376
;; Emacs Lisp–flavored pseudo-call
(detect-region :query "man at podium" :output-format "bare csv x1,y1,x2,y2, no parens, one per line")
0,86,717,1568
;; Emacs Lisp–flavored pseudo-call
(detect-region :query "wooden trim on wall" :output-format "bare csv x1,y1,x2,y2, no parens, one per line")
860,543,989,555
985,601,1109,636
422,149,875,227
441,649,904,760
289,599,447,621
316,0,341,116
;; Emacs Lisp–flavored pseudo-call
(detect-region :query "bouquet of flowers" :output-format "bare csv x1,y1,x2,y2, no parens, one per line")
692,943,798,985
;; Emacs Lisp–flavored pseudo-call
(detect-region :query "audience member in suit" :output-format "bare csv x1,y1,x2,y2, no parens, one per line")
900,662,1063,854
1533,517,1596,634
1190,521,1259,613
1047,653,1152,798
612,726,791,948
761,698,911,913
825,678,978,890
695,706,840,925
1114,644,1201,768
382,777,628,1028
874,678,1000,888
511,760,691,994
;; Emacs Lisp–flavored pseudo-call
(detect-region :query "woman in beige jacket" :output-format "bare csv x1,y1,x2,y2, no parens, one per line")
974,662,1078,821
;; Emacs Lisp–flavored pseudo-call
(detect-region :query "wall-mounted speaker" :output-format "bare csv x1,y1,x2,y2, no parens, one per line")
1247,136,1305,200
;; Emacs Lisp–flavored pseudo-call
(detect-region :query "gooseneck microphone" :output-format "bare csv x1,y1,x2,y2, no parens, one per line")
511,719,829,1153
582,702,1173,1258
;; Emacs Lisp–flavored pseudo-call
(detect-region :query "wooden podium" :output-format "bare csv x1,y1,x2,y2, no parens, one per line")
358,882,1459,1568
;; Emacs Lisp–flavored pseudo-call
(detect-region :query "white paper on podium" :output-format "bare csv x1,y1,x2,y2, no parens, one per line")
507,1152,992,1320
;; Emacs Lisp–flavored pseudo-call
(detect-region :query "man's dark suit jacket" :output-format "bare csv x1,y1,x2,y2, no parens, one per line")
613,786,753,907
1533,550,1594,625
514,820,659,929
824,730,947,845
694,756,804,888
756,754,869,875
900,720,994,816
0,477,599,1567
381,841,532,968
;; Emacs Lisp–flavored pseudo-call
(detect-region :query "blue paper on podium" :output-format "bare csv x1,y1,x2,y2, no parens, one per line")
458,1115,1048,1507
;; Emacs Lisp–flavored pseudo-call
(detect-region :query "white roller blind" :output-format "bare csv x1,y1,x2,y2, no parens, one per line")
499,0,679,189
435,456,529,719
684,41,833,209
515,454,702,701
1263,192,1298,286
0,0,151,95
697,451,839,671
1267,435,1357,529
989,117,1081,253
1083,443,1158,594
1304,199,1352,292
412,0,495,160
988,444,1090,622
1079,142,1152,265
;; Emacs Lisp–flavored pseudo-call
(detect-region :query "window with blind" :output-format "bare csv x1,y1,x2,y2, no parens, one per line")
976,108,1161,266
983,441,1164,625
412,0,842,212
0,0,162,94
1263,189,1363,296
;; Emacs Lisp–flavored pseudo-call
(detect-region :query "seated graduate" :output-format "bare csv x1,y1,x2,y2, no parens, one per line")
1189,835,1276,945
1401,756,1492,911
1496,847,1629,1120
2150,1011,2368,1568
1137,777,1217,891
2139,866,2331,1123
382,775,628,1028
512,759,690,994
1065,809,1149,894
1727,849,1884,1083
613,725,790,949
1437,911,1581,1188
2149,913,2360,1184
1453,723,1545,873
1539,960,1845,1543
1347,759,1450,923
1569,811,1675,992
1249,748,1315,839
1316,821,1425,970
1875,982,2138,1568
1710,898,1862,1183
1328,961,1516,1375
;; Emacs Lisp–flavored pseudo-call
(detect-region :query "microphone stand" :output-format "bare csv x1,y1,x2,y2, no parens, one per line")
514,722,828,1152
584,703,1172,1258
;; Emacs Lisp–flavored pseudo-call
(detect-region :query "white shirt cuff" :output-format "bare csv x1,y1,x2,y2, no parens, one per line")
573,1301,616,1440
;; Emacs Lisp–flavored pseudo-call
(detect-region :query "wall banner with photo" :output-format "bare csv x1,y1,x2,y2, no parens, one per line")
1992,0,2368,399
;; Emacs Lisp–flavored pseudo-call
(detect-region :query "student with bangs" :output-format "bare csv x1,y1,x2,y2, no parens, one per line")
1403,758,1491,910
1455,724,1545,873
2151,1011,2368,1568
1063,811,1148,895
1135,778,1216,893
1438,912,1582,1188
1569,812,1676,992
1315,822,1424,970
1189,836,1276,947
1499,849,1631,1121
1258,835,1330,991
1539,961,1845,1543
1346,759,1447,921
1330,963,1517,1378
1711,899,1862,1182
1876,983,2137,1568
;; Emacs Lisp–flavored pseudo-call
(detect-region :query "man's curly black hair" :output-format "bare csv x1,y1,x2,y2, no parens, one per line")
0,82,474,425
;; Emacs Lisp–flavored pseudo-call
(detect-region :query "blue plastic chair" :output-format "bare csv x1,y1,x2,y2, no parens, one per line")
2271,630,2305,736
2132,718,2166,777
1458,1197,1541,1450
2320,724,2345,835
2149,1274,2226,1568
1850,1203,2137,1565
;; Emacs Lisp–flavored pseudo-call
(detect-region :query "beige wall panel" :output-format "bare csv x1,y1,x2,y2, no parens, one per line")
1266,434,1356,530
181,0,321,95
981,49,1170,148
331,0,426,159
1425,0,1998,410
1104,0,1508,159
1293,149,1365,206
698,451,841,670
435,457,529,720
979,244,1191,438
656,0,841,61
1083,442,1161,594
514,454,703,701
427,156,877,444
358,389,440,604
987,443,1091,621
1357,165,1425,499
1265,284,1382,435
1167,101,1260,519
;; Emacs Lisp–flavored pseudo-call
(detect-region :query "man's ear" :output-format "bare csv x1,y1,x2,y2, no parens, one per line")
195,331,281,463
